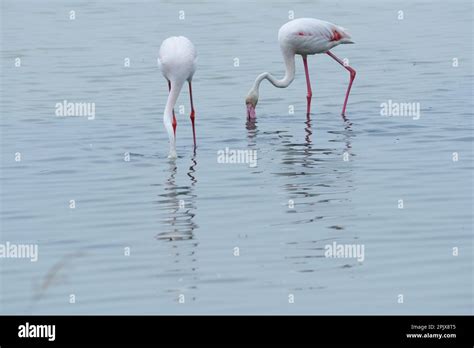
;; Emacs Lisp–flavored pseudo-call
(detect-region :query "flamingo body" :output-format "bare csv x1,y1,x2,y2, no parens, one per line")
278,18,351,55
159,36,197,83
158,36,197,158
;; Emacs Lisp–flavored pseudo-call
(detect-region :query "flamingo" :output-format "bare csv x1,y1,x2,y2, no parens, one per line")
158,36,197,158
245,18,356,119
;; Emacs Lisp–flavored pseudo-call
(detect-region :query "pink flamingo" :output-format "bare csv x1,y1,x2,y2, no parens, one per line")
158,36,197,158
245,18,356,119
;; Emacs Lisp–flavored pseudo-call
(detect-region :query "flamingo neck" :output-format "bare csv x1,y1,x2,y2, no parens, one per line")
164,80,184,120
252,51,295,92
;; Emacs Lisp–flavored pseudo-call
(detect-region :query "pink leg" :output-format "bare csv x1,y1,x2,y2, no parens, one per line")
326,51,356,117
302,56,313,116
168,80,177,135
188,81,196,147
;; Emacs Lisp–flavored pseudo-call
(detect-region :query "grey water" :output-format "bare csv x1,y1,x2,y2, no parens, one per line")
0,0,472,314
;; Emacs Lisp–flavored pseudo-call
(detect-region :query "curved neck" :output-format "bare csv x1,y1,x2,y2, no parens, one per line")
252,52,295,92
165,80,184,117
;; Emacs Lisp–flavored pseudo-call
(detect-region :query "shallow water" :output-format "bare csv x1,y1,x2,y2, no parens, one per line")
0,0,472,314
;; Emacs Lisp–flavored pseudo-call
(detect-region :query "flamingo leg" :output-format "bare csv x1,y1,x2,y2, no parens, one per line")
326,51,356,117
168,80,177,135
188,81,196,147
302,55,312,116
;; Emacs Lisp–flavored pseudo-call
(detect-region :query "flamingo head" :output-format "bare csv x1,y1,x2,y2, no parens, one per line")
245,91,258,119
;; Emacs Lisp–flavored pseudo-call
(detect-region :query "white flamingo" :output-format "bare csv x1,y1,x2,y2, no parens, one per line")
158,36,197,158
245,18,356,119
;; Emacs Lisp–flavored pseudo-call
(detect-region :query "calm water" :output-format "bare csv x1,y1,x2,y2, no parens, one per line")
1,0,472,314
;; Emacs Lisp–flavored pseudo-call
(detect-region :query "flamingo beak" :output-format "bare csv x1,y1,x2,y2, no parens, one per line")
246,104,256,119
